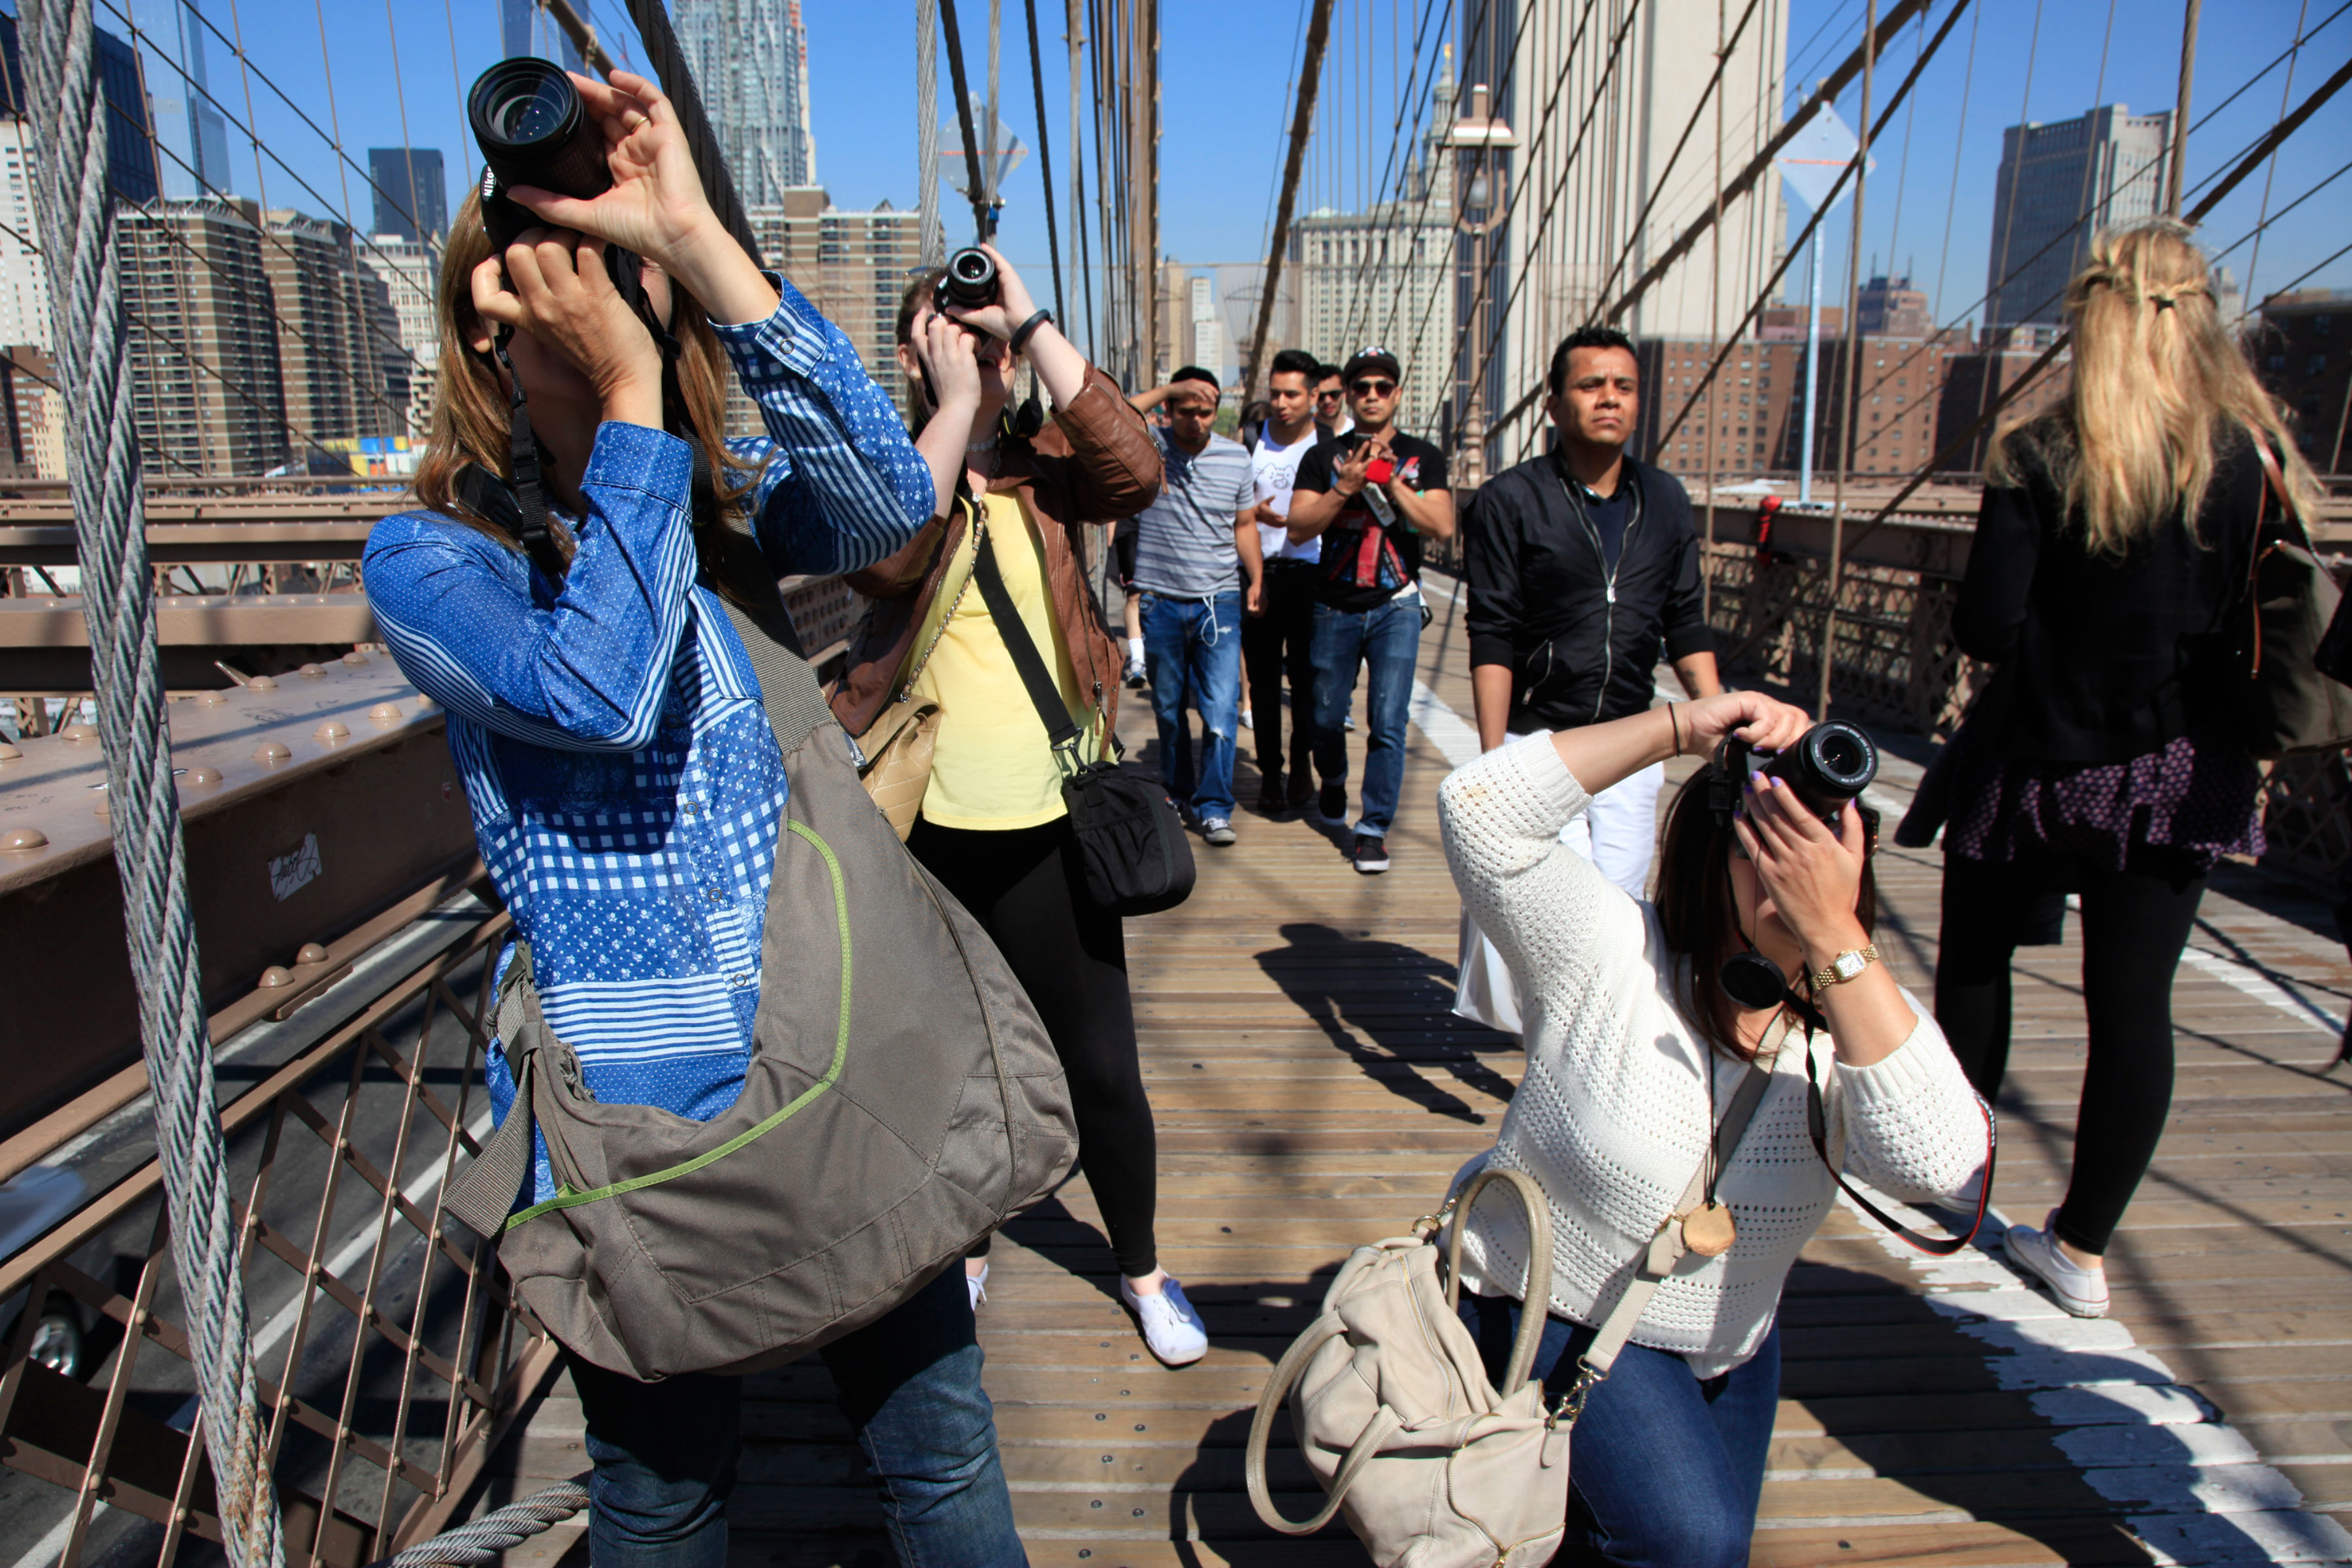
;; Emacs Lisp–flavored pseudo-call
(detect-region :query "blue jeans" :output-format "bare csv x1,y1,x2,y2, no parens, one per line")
1458,1294,1779,1568
574,1266,1026,1568
1141,589,1243,819
1309,595,1422,838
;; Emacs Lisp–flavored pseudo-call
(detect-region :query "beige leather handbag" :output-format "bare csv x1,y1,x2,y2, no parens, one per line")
1245,1057,1779,1567
848,511,985,840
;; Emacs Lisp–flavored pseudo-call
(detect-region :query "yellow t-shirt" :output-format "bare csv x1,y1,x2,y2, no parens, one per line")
906,492,1103,828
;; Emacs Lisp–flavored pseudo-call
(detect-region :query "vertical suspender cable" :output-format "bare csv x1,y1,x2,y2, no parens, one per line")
919,0,945,267
1703,0,1725,618
20,3,286,1564
988,0,1003,214
1025,0,1067,320
1242,0,1339,399
1817,0,1874,721
938,0,995,239
1068,0,1090,350
2165,0,2204,219
621,0,764,267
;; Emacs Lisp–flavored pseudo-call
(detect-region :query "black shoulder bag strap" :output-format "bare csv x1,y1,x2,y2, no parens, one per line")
967,529,1092,776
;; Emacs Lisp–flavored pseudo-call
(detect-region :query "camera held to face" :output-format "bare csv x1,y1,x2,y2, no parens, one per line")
934,248,1000,316
1712,721,1879,830
468,58,644,299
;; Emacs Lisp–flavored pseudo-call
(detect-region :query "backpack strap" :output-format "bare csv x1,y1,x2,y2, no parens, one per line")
721,595,842,760
444,942,551,1239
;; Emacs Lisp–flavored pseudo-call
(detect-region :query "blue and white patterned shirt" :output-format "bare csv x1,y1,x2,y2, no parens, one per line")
363,278,930,1203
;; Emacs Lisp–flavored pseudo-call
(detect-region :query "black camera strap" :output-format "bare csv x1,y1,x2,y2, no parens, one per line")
1782,985,1998,1258
481,325,568,587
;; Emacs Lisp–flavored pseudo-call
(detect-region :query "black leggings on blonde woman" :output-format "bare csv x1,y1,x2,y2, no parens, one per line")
1933,846,2207,1256
907,815,1160,1279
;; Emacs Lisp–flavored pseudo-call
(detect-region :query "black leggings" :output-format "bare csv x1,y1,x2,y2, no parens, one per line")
1242,564,1320,785
907,815,1160,1278
1934,848,2206,1256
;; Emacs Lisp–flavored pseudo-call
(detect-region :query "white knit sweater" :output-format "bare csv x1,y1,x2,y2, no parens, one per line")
1438,736,1989,1379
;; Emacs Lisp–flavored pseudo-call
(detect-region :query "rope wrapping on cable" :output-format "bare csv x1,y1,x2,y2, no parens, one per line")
369,1478,591,1568
19,2,285,1564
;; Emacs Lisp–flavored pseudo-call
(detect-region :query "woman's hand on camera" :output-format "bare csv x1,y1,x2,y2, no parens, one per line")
913,311,984,419
937,244,1088,410
472,229,662,427
1735,783,1870,966
937,243,1039,342
1676,690,1811,762
509,71,779,328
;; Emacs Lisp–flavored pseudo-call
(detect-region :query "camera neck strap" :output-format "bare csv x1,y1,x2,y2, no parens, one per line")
483,325,568,587
1780,985,1998,1257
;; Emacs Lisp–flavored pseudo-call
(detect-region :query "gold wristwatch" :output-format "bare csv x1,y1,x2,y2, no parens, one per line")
1810,944,1879,990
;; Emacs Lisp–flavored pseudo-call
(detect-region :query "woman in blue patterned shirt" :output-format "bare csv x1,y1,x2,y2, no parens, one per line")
363,71,1026,1568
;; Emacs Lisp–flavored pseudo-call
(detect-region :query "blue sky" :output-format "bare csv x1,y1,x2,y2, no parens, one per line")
61,1,2352,357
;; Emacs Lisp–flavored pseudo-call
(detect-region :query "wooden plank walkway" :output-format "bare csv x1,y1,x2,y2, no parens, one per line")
484,574,2352,1567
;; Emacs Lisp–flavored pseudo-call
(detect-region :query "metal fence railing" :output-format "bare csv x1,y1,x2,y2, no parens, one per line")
0,892,559,1568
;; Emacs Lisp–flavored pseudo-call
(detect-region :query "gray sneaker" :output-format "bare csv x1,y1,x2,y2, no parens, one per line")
1201,817,1236,847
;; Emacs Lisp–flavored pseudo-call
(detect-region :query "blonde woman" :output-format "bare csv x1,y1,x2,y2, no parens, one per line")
1934,221,2323,1318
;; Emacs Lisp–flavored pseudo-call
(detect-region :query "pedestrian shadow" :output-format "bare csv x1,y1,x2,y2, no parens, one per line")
1256,921,1517,1125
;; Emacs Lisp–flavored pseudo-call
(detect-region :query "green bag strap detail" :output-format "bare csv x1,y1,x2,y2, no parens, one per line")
504,818,855,1229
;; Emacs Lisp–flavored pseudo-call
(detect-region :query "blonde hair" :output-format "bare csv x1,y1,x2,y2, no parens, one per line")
411,191,768,595
1989,221,2321,553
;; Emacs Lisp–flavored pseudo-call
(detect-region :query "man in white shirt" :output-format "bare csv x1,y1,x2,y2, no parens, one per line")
1242,348,1328,815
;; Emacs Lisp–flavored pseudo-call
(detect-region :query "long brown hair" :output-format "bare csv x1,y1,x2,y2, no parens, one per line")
894,267,949,437
411,190,763,590
1988,221,2321,554
1652,764,1879,1061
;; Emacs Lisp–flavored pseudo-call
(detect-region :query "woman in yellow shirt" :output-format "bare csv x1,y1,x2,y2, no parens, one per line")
828,253,1206,1365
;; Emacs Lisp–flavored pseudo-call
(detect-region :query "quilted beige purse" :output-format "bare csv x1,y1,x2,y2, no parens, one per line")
849,510,985,840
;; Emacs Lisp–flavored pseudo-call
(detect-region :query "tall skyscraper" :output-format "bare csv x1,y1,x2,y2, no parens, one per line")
500,0,583,71
0,14,161,205
116,199,289,476
180,2,231,197
1985,105,2170,329
0,119,51,351
743,190,918,414
368,148,448,244
357,236,440,440
263,210,395,449
674,0,817,205
1465,0,1789,465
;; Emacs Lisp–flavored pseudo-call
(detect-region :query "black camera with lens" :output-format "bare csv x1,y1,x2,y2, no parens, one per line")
934,246,1000,315
469,57,634,289
1710,720,1879,830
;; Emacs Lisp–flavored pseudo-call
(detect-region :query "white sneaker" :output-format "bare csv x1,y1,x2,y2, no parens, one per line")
966,1262,988,1313
1121,1276,1208,1365
1201,817,1235,847
2004,1210,2108,1318
1239,708,1255,731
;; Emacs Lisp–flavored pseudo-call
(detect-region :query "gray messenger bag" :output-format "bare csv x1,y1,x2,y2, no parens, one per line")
445,589,1079,1380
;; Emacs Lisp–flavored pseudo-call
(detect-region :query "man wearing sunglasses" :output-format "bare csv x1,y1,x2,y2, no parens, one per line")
1314,364,1354,440
1286,347,1454,874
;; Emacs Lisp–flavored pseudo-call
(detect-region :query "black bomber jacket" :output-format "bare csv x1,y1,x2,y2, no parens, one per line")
1462,450,1712,733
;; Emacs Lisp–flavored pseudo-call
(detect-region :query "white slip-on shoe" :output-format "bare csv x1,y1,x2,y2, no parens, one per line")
966,1262,988,1313
2004,1209,2108,1318
1120,1276,1209,1365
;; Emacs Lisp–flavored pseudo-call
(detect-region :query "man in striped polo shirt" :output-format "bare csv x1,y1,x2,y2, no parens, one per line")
1127,367,1264,845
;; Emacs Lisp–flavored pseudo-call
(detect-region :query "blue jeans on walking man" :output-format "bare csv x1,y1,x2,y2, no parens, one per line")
571,1266,1026,1568
1309,594,1422,839
1141,589,1244,820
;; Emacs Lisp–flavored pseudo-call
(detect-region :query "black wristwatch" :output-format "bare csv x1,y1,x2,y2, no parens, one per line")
1009,309,1054,356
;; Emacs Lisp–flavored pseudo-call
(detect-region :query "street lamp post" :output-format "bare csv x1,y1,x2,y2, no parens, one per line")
1446,85,1516,490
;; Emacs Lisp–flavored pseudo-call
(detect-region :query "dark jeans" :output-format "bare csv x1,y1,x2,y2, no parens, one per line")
1934,846,2207,1255
571,1266,1024,1568
1309,594,1422,837
907,815,1160,1278
1241,563,1320,787
1458,1294,1779,1568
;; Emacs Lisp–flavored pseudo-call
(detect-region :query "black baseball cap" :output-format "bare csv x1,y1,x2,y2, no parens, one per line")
1343,346,1401,384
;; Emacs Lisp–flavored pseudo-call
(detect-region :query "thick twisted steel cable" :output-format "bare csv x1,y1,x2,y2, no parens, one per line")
622,0,764,269
1024,0,1066,321
920,0,945,267
19,3,286,1565
370,1478,591,1568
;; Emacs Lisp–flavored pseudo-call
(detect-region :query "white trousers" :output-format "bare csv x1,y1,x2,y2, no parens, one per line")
1453,755,1667,1034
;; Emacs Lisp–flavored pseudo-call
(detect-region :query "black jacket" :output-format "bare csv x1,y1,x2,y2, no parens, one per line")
1955,417,2262,764
1463,451,1712,732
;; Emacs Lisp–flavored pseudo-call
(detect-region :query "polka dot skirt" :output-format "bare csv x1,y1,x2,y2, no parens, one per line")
1944,730,2264,874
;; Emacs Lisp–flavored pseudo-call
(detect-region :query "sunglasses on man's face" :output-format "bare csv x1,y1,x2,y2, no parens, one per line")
1351,378,1397,397
1316,388,1345,401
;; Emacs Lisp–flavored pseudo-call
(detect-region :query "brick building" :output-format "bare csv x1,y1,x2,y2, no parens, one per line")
2255,289,2351,475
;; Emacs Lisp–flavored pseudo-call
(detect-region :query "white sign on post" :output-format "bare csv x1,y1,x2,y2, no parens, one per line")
1774,105,1870,215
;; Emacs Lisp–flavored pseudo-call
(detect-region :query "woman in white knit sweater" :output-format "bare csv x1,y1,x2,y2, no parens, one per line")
1437,690,1989,1568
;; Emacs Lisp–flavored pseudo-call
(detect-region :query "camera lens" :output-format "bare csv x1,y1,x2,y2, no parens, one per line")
1756,721,1877,819
935,246,1001,312
467,59,612,250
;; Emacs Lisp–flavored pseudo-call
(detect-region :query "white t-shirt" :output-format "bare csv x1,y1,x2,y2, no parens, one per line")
1249,422,1323,564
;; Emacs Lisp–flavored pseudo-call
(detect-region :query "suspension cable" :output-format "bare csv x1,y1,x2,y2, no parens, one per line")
938,0,994,239
1024,0,1066,320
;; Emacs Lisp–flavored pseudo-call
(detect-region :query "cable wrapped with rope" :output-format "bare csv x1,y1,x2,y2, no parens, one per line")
18,2,285,1564
368,1478,591,1568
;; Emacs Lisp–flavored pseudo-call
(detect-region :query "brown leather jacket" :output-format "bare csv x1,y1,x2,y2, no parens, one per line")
830,364,1161,738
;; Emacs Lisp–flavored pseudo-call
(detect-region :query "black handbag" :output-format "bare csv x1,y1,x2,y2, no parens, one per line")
2232,434,2352,758
968,538,1196,917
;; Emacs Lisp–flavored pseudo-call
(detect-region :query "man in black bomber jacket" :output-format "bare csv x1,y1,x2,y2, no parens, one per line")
1462,325,1720,898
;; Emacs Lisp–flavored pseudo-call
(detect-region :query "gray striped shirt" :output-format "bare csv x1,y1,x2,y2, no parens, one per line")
1132,427,1256,599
